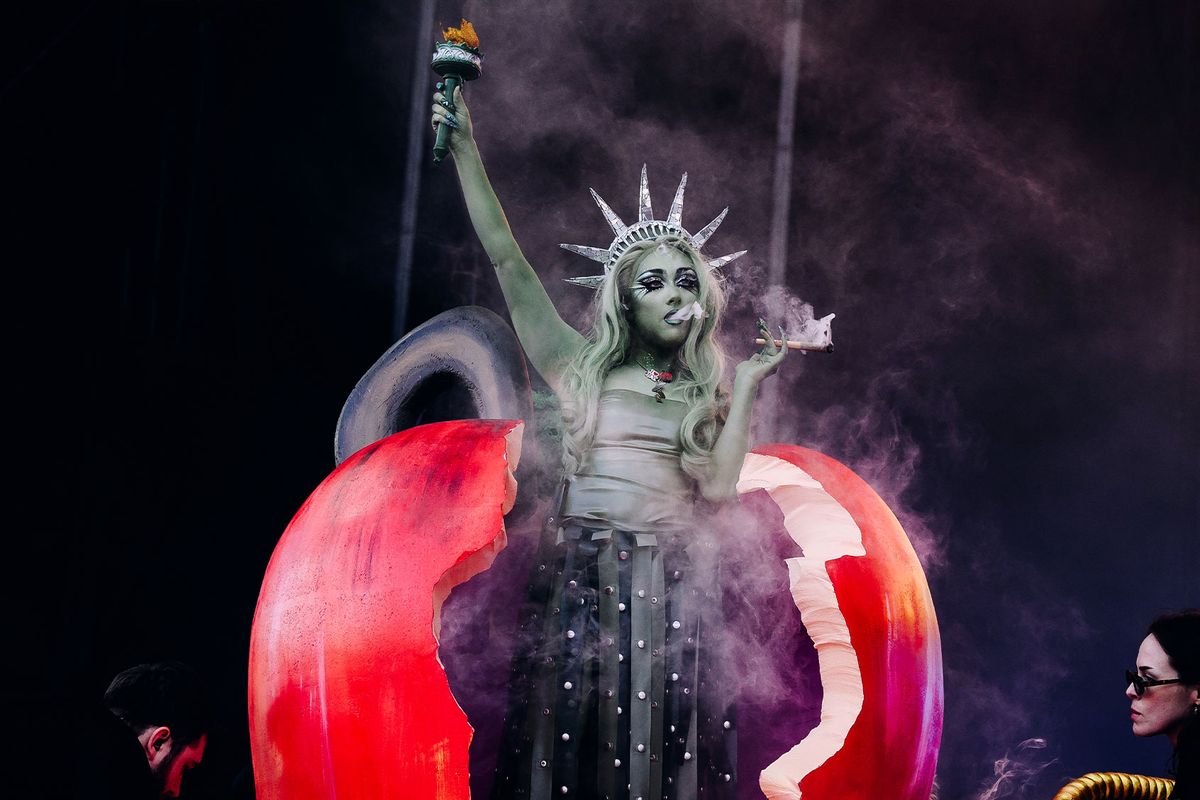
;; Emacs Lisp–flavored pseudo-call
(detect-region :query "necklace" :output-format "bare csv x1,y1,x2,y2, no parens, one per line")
633,353,674,402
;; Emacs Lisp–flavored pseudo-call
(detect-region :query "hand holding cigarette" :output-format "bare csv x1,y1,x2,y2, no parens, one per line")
752,311,835,353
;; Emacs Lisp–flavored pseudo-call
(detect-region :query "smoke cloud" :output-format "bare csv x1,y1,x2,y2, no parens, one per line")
410,0,1196,796
975,738,1058,800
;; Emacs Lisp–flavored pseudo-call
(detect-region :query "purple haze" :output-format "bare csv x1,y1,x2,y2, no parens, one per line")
422,0,1196,797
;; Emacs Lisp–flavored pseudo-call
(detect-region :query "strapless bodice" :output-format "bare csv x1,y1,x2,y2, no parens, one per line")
561,388,696,533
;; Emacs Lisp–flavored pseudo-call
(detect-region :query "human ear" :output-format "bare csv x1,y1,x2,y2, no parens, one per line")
140,726,173,767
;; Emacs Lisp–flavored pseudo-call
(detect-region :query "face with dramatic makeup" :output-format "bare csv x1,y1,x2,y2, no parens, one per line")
625,244,702,357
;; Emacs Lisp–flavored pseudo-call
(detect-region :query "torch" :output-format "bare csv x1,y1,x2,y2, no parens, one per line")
431,19,483,164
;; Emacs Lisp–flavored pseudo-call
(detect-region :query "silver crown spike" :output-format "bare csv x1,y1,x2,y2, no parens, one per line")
564,275,606,289
667,172,688,227
560,243,609,263
691,207,728,250
638,164,653,223
707,250,748,270
589,188,628,237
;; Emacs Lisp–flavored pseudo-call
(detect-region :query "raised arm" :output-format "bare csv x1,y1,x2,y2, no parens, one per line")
432,87,586,388
698,319,789,501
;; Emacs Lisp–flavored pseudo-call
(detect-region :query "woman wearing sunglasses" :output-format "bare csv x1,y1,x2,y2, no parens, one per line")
1127,609,1200,797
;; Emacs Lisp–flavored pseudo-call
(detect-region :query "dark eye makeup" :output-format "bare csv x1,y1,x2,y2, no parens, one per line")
632,269,665,296
675,270,699,291
632,268,698,296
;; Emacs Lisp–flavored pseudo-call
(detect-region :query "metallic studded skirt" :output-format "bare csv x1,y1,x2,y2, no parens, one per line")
491,514,736,800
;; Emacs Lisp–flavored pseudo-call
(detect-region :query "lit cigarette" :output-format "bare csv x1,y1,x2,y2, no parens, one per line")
753,338,835,353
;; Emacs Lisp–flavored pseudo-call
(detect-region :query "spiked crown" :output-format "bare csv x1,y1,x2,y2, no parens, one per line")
560,165,747,289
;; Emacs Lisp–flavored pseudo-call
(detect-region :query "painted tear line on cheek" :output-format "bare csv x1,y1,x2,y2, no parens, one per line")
666,301,705,322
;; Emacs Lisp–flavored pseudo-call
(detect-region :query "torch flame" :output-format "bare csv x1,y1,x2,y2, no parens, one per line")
443,19,480,49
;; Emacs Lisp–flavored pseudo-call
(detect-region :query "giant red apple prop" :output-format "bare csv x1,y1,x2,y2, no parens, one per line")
738,445,942,800
248,429,941,799
248,419,522,800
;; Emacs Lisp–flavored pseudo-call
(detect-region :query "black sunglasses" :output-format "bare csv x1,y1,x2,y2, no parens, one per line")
1125,669,1182,696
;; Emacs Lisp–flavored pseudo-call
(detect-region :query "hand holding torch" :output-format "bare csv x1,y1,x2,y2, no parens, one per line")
431,19,483,164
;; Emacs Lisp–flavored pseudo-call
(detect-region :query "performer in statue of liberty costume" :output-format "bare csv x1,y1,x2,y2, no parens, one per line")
432,85,788,800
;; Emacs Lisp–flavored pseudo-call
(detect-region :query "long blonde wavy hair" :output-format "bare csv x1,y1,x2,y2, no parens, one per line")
559,235,728,481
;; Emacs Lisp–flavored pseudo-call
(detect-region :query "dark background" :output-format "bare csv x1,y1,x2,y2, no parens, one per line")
4,0,1196,798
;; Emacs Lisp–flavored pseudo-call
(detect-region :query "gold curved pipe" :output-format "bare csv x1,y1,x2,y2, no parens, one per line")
1051,771,1175,800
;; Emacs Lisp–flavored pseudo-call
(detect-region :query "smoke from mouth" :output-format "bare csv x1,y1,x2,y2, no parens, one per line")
667,301,706,322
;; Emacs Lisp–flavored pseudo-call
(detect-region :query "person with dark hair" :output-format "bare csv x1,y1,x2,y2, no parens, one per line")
78,661,211,799
1127,609,1200,798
